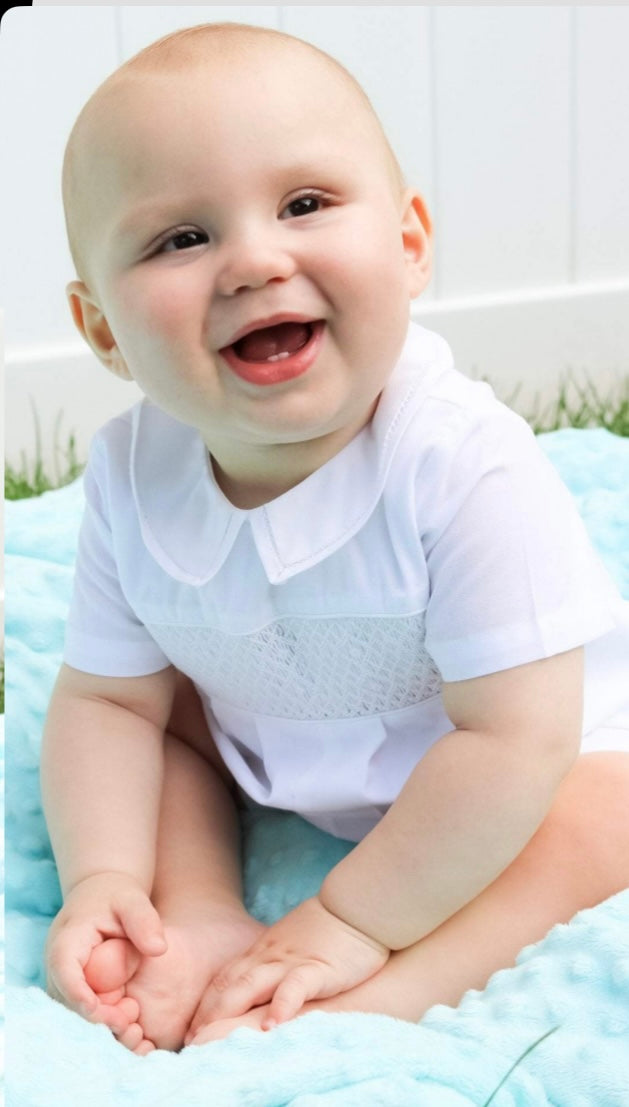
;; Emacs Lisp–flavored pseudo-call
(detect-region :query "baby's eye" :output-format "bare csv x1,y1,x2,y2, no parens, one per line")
280,194,326,220
159,229,209,253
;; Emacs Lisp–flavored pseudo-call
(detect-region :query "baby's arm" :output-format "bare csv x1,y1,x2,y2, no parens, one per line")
41,662,176,1025
320,648,583,946
189,647,583,1033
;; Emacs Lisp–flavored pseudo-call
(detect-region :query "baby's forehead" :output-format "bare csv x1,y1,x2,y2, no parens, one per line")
72,32,377,164
70,57,364,192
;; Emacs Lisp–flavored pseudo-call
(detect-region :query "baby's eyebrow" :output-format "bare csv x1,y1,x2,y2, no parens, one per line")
111,202,187,240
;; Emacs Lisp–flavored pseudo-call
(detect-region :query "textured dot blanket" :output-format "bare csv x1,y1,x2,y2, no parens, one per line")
4,428,629,1106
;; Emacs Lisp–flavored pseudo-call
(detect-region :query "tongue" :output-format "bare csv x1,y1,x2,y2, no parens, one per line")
235,322,311,362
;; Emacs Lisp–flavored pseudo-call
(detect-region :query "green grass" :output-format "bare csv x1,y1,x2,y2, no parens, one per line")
5,433,84,501
510,372,629,437
3,417,84,713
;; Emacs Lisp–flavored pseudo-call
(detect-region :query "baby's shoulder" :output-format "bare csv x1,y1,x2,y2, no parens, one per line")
391,325,530,468
84,403,145,498
90,403,140,453
399,367,533,481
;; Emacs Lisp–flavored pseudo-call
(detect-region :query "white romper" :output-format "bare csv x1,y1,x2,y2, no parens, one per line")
64,324,629,840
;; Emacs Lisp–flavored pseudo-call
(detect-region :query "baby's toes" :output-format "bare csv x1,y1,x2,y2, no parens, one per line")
86,938,141,995
96,986,125,1005
116,995,141,1025
96,995,141,1036
134,1038,157,1056
116,1021,146,1052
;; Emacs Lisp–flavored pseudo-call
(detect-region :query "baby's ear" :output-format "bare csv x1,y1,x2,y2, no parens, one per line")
66,280,132,380
400,191,432,299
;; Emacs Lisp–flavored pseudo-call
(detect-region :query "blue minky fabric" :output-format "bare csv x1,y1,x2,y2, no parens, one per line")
4,428,629,1105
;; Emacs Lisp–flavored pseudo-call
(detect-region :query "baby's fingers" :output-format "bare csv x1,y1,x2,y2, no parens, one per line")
47,934,140,1035
48,971,139,1035
262,964,331,1029
47,947,99,1018
186,963,283,1040
114,889,166,958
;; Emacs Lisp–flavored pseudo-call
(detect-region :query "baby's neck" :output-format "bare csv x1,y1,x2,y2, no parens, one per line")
210,444,329,509
208,402,379,510
211,458,306,509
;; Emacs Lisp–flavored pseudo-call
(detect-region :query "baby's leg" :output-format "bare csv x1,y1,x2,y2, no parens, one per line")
193,751,629,1042
86,675,264,1052
311,751,629,1021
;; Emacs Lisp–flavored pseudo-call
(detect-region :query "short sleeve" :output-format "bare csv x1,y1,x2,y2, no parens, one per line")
63,436,170,677
421,409,620,682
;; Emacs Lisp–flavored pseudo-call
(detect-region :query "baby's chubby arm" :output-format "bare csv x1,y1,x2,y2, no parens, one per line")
189,648,583,1033
41,662,176,1024
320,647,584,947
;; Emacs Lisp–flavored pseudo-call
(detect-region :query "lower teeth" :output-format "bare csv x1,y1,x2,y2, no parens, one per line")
266,351,291,363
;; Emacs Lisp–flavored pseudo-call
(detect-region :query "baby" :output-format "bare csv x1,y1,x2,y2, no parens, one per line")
43,23,629,1054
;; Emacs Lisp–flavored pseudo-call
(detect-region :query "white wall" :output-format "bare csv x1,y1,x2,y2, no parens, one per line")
2,5,628,469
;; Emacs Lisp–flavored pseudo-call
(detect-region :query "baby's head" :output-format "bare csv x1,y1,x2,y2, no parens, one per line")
63,23,432,463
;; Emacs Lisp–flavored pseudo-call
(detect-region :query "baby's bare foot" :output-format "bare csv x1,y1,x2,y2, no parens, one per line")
190,1004,271,1044
86,909,266,1052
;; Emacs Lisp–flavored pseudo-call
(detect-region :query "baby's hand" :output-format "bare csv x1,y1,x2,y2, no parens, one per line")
46,871,167,1035
185,896,389,1041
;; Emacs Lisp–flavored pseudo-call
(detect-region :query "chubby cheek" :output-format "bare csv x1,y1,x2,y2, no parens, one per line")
107,269,203,362
325,219,408,310
320,239,410,368
319,226,411,394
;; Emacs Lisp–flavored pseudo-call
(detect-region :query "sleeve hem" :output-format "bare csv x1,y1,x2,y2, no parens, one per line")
428,606,618,683
63,629,170,678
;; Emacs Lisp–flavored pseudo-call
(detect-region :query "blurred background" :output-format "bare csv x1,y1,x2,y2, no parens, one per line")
2,4,629,478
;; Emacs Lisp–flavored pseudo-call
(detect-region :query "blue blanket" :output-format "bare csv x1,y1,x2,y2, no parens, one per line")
5,428,629,1105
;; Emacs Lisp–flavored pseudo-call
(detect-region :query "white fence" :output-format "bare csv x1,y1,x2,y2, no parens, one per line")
2,5,628,470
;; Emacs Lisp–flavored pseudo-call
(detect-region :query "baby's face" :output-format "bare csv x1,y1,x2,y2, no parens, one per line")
70,49,431,462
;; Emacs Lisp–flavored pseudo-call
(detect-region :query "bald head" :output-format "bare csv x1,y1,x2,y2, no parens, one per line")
62,22,405,283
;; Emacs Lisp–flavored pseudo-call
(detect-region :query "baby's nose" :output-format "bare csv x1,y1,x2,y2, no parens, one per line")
215,232,297,295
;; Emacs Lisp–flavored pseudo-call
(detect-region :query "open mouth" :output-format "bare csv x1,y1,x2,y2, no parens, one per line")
220,320,324,385
232,321,313,363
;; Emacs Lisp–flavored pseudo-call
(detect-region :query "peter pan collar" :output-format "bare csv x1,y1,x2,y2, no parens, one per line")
130,322,452,585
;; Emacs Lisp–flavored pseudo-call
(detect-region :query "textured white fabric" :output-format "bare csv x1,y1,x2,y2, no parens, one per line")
64,323,629,838
145,613,442,720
